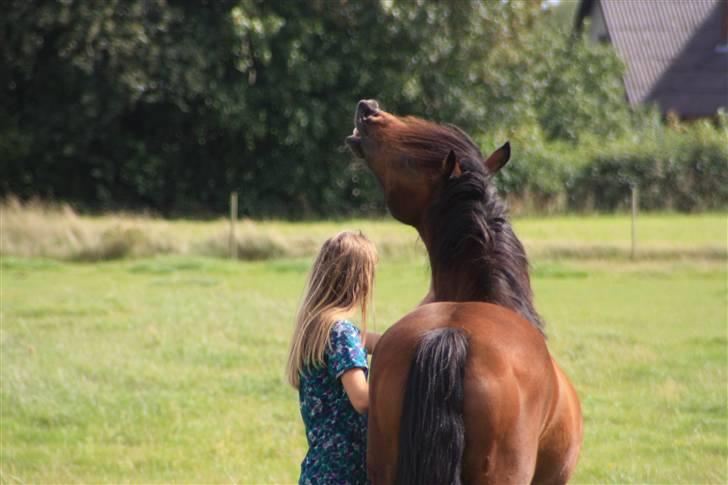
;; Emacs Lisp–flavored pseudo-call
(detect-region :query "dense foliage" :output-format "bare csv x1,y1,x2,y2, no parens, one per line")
489,113,728,213
1,1,725,216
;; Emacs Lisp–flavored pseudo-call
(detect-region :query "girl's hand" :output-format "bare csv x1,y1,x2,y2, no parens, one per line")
341,368,368,414
365,331,381,354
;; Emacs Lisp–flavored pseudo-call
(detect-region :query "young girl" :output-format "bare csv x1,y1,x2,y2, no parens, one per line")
286,231,381,485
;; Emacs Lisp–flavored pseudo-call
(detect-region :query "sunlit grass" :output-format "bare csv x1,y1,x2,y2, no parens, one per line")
1,198,726,261
1,252,725,483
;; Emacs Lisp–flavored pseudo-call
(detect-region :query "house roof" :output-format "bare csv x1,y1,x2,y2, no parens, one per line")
576,0,728,118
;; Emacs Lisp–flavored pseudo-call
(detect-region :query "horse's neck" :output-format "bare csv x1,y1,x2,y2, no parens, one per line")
416,210,544,333
420,222,543,322
426,244,541,330
418,225,494,302
430,256,494,302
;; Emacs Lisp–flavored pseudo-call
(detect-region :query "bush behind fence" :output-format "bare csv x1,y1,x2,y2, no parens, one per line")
496,120,728,213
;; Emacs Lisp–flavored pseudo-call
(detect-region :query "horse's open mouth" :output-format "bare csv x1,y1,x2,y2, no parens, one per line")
346,128,364,158
345,99,380,159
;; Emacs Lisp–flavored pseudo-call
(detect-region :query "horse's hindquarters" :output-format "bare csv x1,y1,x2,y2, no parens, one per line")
368,302,576,484
367,342,408,483
532,360,583,485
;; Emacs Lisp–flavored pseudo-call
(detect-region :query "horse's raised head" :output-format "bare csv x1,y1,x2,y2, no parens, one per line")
346,99,510,226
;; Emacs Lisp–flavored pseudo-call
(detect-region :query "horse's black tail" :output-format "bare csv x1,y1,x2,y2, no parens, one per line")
395,327,469,485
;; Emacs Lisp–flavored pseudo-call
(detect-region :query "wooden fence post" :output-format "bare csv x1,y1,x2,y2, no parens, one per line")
630,184,638,260
230,191,238,259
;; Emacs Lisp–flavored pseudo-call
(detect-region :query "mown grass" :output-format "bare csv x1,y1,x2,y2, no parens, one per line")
1,243,726,483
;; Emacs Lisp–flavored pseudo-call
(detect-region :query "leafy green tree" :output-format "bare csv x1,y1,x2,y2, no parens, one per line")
1,0,635,217
533,33,631,142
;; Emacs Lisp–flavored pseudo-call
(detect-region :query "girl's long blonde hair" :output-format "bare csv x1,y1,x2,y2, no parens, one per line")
286,231,377,389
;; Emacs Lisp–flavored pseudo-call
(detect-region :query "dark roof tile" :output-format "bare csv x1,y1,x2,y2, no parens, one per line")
579,0,728,117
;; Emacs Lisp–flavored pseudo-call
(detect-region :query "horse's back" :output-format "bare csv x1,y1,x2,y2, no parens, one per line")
367,301,581,485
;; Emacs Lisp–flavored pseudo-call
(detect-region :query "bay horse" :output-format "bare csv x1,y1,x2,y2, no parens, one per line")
345,100,582,484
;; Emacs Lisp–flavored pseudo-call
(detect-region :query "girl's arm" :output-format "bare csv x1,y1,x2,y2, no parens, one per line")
341,368,368,414
365,331,381,354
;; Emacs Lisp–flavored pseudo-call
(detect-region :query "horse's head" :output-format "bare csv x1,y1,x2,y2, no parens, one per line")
346,99,510,226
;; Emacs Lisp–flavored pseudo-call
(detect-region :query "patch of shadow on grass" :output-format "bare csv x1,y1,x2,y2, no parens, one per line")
0,257,63,271
532,262,589,279
29,410,80,429
678,336,727,363
185,277,220,287
623,362,669,383
686,336,727,348
533,244,727,261
129,260,205,274
679,401,725,417
149,277,219,287
15,298,126,323
266,259,311,274
15,305,104,319
129,258,234,275
589,331,636,344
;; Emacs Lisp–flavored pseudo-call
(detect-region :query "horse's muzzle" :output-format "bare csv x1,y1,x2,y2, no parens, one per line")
346,99,379,158
356,99,380,123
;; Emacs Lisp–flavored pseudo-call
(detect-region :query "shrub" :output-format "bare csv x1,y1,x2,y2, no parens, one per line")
496,138,584,213
482,119,727,214
568,122,728,212
74,226,179,261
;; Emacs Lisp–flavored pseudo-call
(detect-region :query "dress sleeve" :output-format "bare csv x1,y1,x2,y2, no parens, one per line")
326,321,368,380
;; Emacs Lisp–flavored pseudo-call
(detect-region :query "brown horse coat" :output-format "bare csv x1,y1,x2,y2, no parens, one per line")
346,100,582,484
368,303,581,484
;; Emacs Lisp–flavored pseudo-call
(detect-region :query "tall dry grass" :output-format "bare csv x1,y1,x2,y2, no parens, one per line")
2,197,724,262
0,197,179,260
0,198,424,261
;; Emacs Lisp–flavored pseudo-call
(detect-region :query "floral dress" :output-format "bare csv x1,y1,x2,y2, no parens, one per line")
298,320,369,485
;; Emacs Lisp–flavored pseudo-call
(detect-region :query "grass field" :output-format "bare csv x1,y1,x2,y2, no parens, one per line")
2,199,726,261
1,214,727,483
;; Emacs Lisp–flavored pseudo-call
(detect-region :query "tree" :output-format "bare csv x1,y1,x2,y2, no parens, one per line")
1,0,631,217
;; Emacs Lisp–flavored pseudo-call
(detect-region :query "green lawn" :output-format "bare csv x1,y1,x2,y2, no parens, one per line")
1,217,727,483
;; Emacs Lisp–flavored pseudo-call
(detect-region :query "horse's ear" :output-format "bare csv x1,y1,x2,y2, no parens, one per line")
484,142,511,174
442,150,462,179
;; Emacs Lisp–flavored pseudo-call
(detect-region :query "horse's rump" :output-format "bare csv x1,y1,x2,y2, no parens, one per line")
369,302,565,484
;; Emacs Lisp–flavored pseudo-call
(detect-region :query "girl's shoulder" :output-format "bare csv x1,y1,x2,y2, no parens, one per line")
331,320,361,338
328,320,364,353
326,320,368,377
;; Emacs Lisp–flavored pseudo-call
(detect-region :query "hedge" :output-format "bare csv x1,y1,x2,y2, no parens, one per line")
493,120,728,213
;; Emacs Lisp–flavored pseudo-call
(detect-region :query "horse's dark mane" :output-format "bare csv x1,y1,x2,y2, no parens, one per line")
392,117,484,168
427,151,546,335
